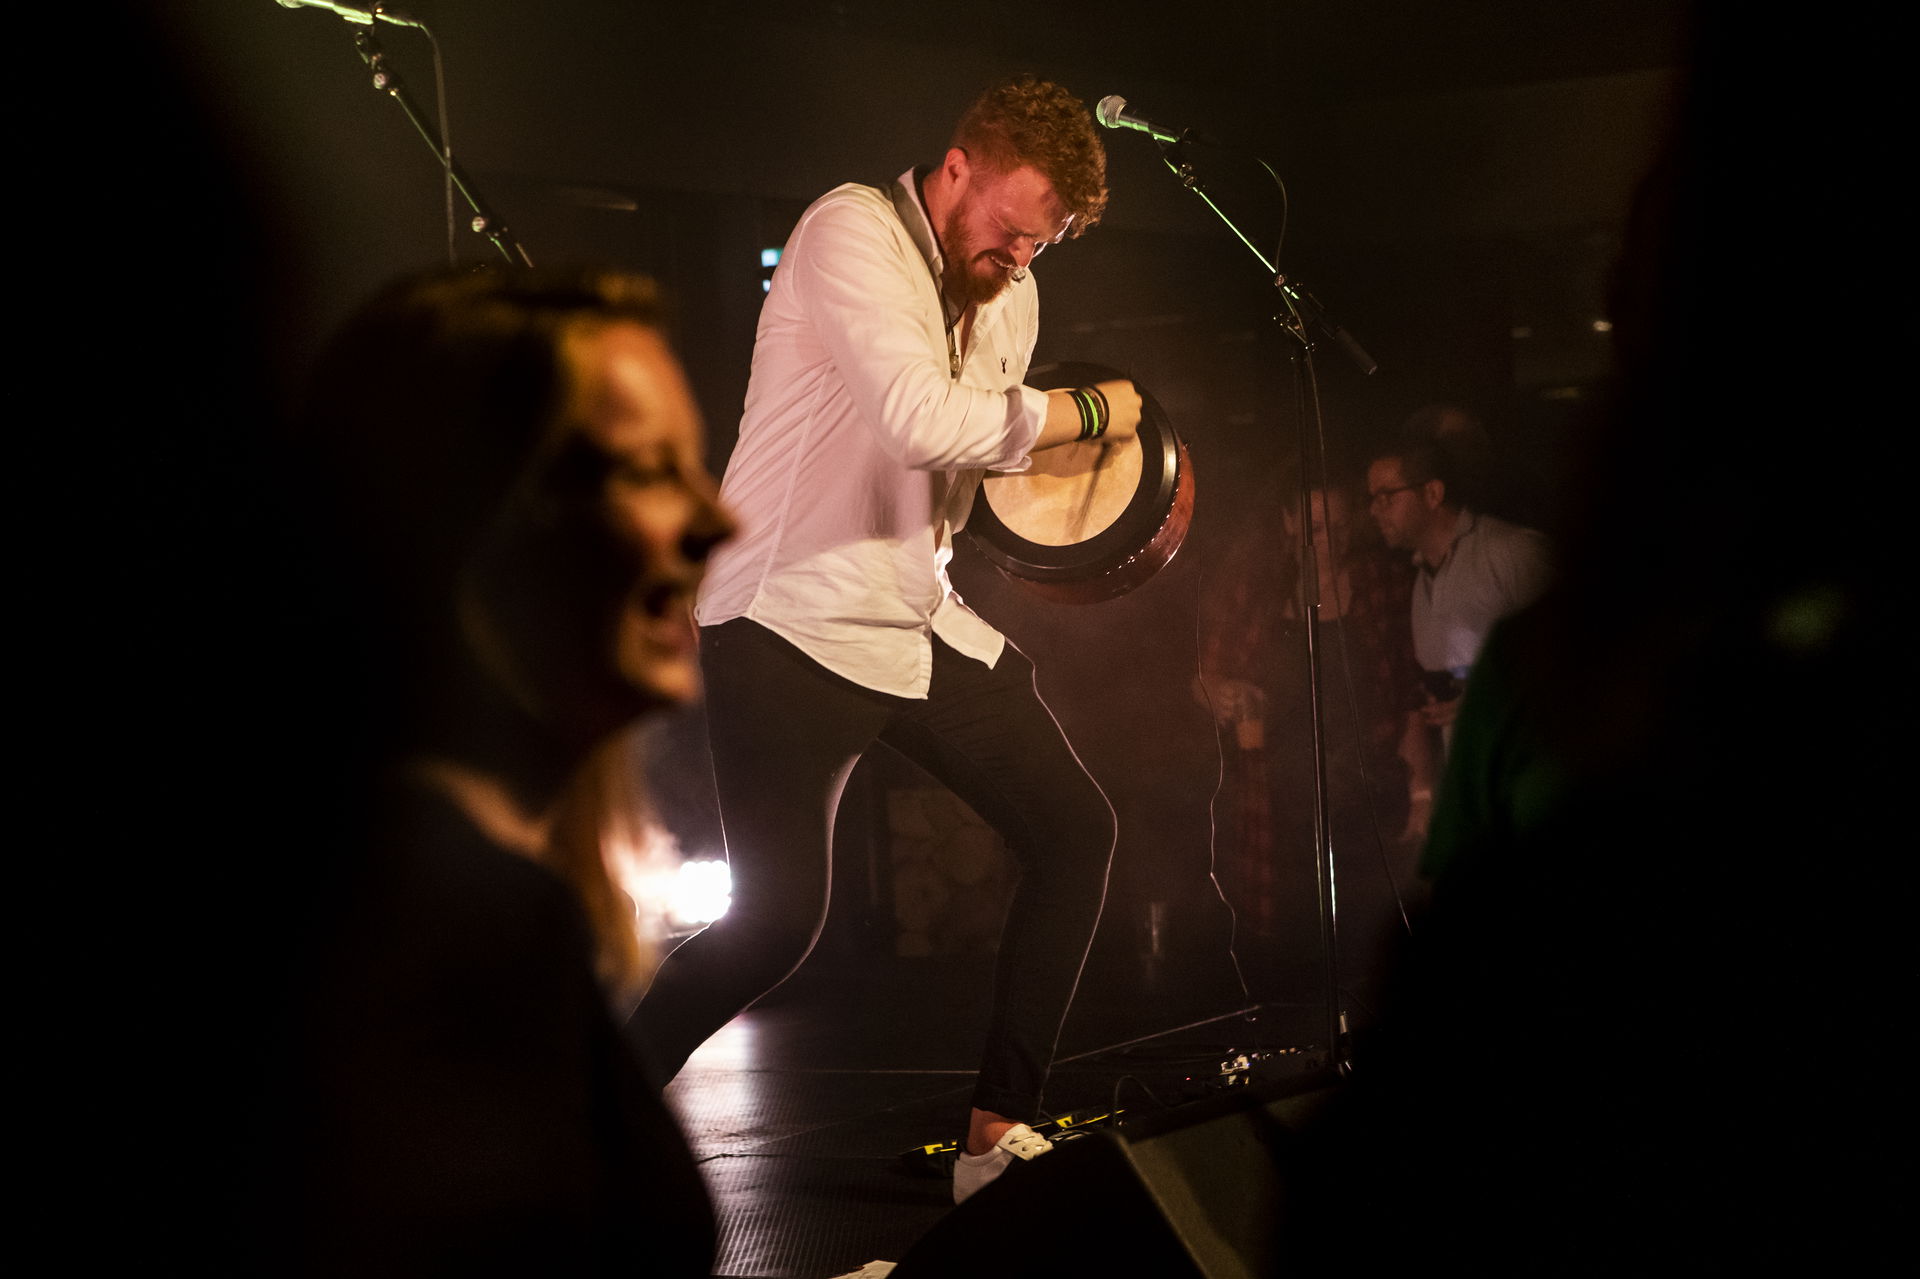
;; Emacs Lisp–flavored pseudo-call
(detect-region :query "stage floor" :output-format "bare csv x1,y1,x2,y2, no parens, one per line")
666,938,1338,1279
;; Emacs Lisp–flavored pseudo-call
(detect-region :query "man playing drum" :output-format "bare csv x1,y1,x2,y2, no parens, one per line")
628,76,1142,1203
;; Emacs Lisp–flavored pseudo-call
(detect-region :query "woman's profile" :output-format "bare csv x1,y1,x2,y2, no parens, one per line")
261,268,732,1274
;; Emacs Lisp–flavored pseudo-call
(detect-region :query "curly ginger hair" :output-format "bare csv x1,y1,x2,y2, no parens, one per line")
952,76,1109,235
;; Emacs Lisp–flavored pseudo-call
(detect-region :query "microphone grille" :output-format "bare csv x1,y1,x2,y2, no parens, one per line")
1094,95,1126,129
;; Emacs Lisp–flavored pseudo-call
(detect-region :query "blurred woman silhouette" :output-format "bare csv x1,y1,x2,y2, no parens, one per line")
260,268,732,1274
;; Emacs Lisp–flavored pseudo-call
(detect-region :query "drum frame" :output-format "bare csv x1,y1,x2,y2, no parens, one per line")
966,361,1194,605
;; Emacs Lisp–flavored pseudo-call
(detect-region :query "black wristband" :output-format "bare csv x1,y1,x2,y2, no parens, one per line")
1072,386,1108,441
1086,383,1110,436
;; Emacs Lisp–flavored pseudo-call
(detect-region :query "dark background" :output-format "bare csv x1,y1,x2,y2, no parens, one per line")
153,0,1690,1029
169,0,1682,464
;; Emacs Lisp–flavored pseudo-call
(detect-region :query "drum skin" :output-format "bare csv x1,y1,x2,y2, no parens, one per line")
966,361,1194,605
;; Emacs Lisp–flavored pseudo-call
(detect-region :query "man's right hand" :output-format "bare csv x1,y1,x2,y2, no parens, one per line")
1036,379,1143,451
1093,379,1142,442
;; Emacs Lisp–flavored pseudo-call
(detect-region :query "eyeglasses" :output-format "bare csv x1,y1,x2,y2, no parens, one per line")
1001,224,1066,262
989,208,1074,263
1368,484,1419,508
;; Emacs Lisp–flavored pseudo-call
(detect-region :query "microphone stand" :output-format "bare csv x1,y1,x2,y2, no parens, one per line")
1156,133,1376,1076
347,24,534,267
1154,137,1374,374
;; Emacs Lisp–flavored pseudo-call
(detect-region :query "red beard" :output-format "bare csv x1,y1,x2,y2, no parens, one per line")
939,209,1015,308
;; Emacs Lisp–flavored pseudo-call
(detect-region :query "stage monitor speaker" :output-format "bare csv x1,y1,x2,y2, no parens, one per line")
892,1069,1342,1279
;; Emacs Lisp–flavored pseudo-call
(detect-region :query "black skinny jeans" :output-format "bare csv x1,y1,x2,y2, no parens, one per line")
630,618,1115,1121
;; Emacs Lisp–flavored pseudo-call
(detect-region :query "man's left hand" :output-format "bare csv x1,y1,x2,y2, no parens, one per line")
1419,695,1463,730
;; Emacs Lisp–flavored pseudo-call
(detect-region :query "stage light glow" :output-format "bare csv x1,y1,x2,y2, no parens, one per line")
671,858,732,926
761,247,782,267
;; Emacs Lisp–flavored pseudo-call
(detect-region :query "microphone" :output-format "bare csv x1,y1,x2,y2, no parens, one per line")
275,0,423,28
1094,96,1213,146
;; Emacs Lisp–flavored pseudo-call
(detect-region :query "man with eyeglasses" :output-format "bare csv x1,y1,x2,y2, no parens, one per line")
1366,436,1552,761
630,77,1143,1206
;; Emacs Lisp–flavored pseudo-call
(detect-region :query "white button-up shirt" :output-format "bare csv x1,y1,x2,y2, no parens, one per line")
1411,509,1554,674
695,168,1050,697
